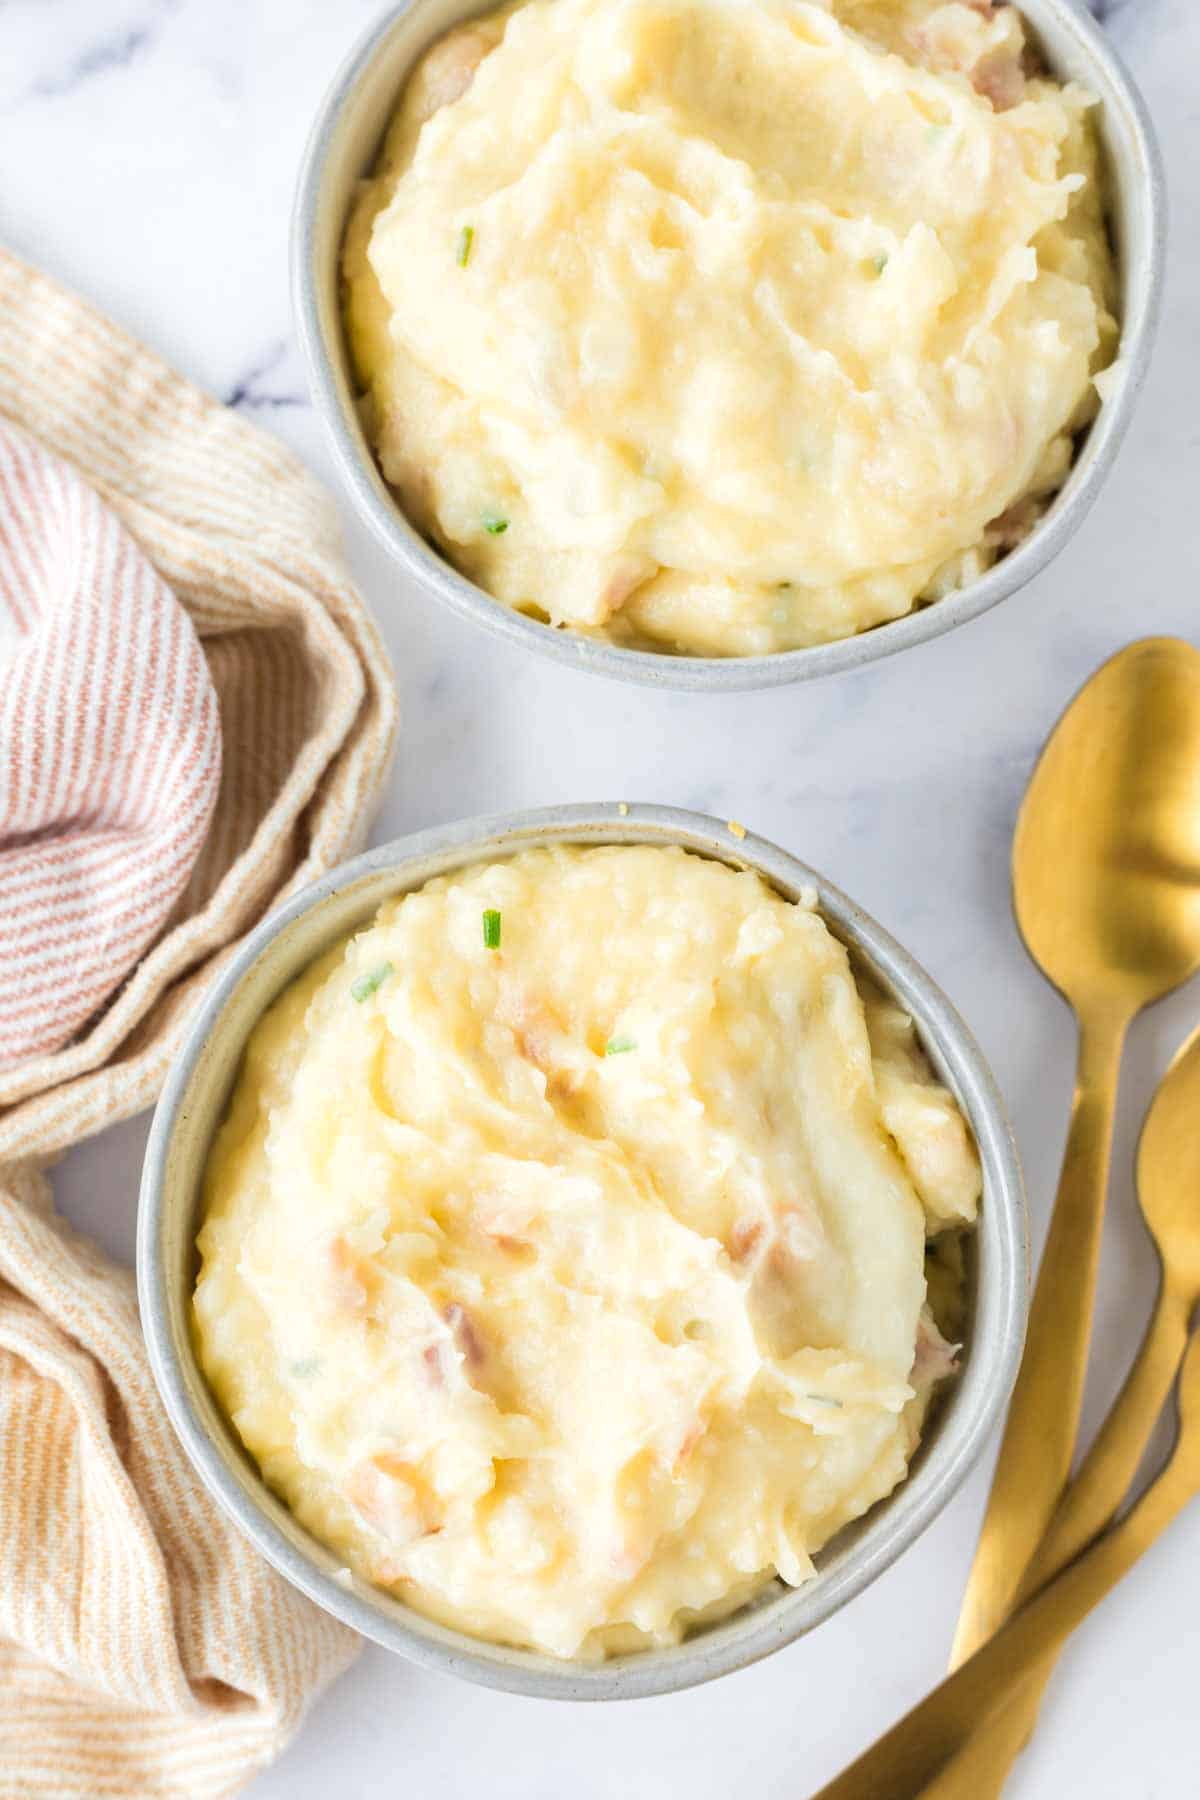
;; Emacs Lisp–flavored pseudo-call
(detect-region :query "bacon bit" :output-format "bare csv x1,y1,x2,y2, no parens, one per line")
410,24,500,123
728,1218,766,1265
444,1302,486,1370
610,1536,653,1582
495,985,577,1092
971,47,1026,111
912,1307,960,1389
596,554,656,623
325,1237,375,1315
672,1423,703,1475
987,499,1040,551
422,1343,446,1387
963,0,994,13
346,1452,439,1546
489,1230,533,1256
516,1018,558,1071
472,1191,535,1254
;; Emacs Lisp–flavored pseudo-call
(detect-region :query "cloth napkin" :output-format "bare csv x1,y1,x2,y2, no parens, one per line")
0,246,399,1800
0,419,223,1067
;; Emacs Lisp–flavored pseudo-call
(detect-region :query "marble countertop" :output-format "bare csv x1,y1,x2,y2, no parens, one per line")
2,0,1195,1793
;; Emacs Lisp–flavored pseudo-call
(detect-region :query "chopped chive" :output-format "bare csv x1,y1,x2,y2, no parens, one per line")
291,1357,322,1379
777,580,793,591
806,1393,844,1409
872,252,889,275
483,908,502,950
605,1034,636,1056
456,224,474,267
351,961,393,1003
482,511,509,536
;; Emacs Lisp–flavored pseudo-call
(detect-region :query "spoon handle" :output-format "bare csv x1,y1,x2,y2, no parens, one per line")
906,1694,1026,1800
911,1285,1192,1800
950,1004,1128,1667
1020,1283,1190,1594
810,1335,1200,1800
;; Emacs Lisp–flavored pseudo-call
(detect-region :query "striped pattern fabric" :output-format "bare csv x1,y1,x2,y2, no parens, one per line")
0,420,222,1067
0,245,400,1799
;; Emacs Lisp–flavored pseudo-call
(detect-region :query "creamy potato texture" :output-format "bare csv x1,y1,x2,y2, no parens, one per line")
195,846,980,1658
343,0,1117,656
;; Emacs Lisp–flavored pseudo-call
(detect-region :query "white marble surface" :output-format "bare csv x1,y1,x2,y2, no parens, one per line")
2,0,1197,1793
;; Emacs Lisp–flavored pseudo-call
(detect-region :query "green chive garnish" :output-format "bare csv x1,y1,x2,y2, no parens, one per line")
605,1035,636,1056
456,224,474,267
351,961,393,1003
482,511,509,536
872,253,888,275
806,1393,844,1409
483,909,502,950
291,1357,322,1379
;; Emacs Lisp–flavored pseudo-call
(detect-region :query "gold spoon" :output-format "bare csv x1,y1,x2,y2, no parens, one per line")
951,637,1200,1668
914,1023,1200,1796
813,1331,1200,1800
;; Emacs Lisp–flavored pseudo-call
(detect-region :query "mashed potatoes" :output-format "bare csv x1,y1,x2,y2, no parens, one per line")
343,0,1117,657
195,845,980,1659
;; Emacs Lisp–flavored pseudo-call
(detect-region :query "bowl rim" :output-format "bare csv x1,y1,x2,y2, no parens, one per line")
291,0,1166,692
138,803,1029,1700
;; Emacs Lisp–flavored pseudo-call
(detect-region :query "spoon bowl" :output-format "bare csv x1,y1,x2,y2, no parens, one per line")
1013,638,1200,1012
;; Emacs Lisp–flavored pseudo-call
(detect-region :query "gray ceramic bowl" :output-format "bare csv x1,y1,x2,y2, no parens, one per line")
139,804,1027,1699
292,0,1164,692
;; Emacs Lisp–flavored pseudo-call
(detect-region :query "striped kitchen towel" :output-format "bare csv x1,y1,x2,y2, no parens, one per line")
0,245,399,1800
0,420,223,1067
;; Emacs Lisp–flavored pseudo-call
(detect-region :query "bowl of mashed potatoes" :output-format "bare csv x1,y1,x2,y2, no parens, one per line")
294,0,1162,688
140,805,1027,1697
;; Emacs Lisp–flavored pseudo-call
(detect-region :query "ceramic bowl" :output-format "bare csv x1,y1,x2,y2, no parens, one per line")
139,804,1028,1698
292,0,1164,691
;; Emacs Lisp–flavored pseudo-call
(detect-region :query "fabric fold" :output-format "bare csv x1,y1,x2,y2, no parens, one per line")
0,417,223,1070
0,244,399,1799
